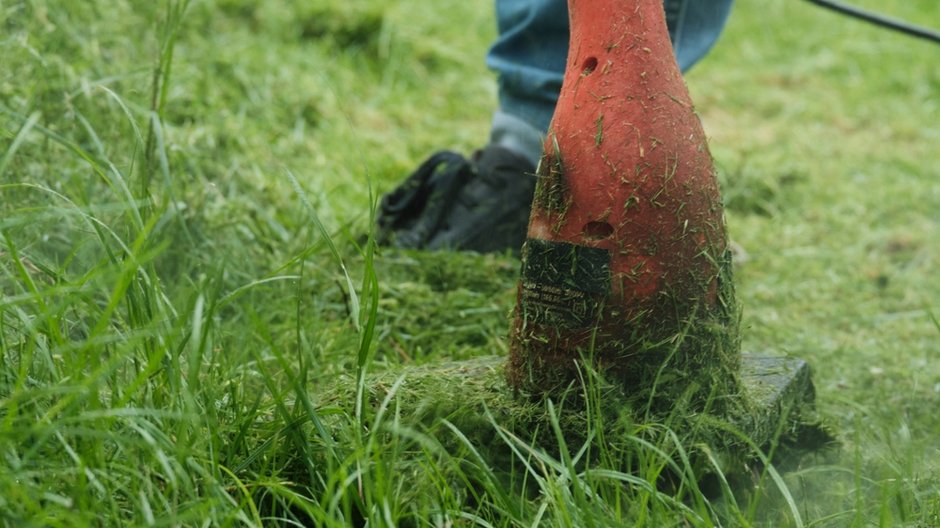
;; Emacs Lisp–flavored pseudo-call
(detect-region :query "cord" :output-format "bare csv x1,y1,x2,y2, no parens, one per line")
804,0,940,45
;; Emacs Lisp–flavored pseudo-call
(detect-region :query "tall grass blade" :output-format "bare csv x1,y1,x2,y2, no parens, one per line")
285,168,360,331
0,111,40,179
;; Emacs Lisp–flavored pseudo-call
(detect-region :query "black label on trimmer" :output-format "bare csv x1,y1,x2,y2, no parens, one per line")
520,239,611,328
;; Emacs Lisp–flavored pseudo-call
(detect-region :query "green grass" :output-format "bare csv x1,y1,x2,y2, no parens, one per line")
2,0,939,525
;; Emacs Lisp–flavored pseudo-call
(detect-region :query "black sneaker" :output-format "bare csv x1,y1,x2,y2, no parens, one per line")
377,145,536,253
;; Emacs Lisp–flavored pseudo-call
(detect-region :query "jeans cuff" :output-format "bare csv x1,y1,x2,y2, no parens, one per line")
489,110,545,168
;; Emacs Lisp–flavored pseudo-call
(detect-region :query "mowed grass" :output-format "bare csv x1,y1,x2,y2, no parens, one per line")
1,0,939,526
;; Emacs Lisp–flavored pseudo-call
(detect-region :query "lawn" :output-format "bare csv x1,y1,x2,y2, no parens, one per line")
1,0,939,526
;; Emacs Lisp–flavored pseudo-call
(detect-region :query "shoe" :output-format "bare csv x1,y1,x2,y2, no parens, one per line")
377,145,536,253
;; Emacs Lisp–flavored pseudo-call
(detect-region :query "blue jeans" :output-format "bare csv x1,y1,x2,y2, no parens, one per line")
487,0,733,165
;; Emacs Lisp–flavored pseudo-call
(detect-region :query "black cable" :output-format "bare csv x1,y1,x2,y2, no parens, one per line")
804,0,940,45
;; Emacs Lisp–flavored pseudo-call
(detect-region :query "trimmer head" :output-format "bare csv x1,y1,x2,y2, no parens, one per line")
334,0,821,480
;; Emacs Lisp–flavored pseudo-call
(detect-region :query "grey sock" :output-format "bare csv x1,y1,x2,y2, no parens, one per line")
488,110,544,168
